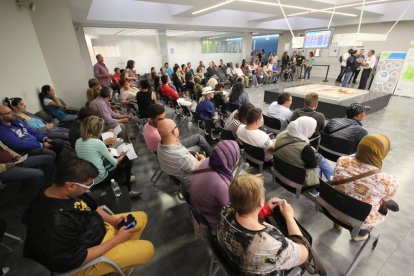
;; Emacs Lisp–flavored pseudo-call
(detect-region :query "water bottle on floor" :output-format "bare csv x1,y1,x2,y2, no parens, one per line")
111,179,122,197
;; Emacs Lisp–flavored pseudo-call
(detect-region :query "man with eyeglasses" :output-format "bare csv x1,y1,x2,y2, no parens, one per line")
0,105,64,162
156,119,207,186
23,158,154,275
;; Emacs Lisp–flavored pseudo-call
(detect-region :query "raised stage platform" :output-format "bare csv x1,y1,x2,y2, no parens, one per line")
264,83,392,119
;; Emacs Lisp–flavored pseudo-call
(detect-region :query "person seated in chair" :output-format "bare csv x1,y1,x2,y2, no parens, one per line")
136,79,156,119
0,105,64,162
23,158,154,275
266,92,293,130
224,102,254,137
86,78,101,107
217,174,309,274
236,108,276,162
190,140,240,233
6,97,69,140
274,116,333,196
323,103,368,153
332,134,399,241
157,119,210,186
196,86,219,122
291,92,325,137
39,85,77,123
75,116,141,198
159,75,192,107
0,141,54,195
143,105,212,156
228,82,249,108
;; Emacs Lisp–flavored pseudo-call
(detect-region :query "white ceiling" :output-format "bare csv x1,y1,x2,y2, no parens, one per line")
69,0,414,32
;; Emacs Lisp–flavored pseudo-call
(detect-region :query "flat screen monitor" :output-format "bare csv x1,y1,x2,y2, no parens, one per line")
304,29,333,49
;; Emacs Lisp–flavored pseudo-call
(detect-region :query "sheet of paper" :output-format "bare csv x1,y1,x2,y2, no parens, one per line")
14,154,28,164
101,131,115,141
108,148,120,157
113,124,122,136
123,143,137,160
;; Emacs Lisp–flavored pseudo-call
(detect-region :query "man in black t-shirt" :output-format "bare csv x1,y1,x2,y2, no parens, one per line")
295,51,305,80
24,158,154,274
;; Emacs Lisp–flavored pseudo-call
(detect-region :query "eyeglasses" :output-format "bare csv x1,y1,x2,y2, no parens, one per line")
71,179,95,190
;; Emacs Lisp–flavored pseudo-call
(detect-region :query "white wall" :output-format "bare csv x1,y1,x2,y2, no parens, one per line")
87,34,244,74
0,0,52,112
278,21,414,80
30,0,89,107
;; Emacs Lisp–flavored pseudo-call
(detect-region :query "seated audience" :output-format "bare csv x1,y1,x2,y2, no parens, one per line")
217,174,309,274
205,62,217,80
213,83,228,111
234,63,249,88
40,85,77,122
332,134,399,241
193,76,203,101
159,75,192,107
266,92,293,130
291,92,325,136
89,87,131,139
23,158,154,274
236,108,276,162
274,116,333,194
190,140,240,232
86,78,101,106
323,103,368,152
185,73,195,100
111,67,121,91
6,97,69,140
157,119,208,186
119,79,139,105
171,65,185,93
228,82,249,108
0,141,54,194
75,116,140,198
206,77,218,90
196,86,219,122
0,105,63,161
144,105,212,154
125,59,138,87
224,102,255,136
136,79,156,119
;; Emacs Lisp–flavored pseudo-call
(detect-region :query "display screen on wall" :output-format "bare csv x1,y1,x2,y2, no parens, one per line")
201,38,242,54
304,29,333,49
252,34,279,54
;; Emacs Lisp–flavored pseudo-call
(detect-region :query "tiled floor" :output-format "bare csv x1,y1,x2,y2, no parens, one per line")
0,78,412,276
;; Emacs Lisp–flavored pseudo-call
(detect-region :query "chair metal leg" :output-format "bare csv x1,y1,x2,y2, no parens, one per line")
0,243,13,253
345,231,380,276
234,156,245,176
4,233,23,243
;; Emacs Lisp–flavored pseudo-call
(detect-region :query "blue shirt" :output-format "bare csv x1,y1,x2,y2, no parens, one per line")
0,119,45,153
166,68,173,75
196,98,216,121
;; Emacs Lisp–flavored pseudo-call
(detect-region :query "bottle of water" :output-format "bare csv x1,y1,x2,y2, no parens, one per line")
111,179,122,197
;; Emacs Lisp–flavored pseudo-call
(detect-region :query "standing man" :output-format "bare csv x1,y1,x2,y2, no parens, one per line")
350,49,365,84
93,54,111,87
295,51,305,80
358,50,377,90
336,49,352,82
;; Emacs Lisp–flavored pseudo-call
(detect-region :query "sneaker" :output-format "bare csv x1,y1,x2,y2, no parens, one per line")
352,233,369,241
1,267,10,276
129,190,142,199
307,188,320,197
130,175,136,184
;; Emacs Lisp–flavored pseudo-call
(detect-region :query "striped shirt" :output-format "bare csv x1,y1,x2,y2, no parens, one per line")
157,143,196,186
75,138,118,184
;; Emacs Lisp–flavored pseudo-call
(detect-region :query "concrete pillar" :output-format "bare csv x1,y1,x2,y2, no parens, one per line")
157,29,169,66
242,33,253,60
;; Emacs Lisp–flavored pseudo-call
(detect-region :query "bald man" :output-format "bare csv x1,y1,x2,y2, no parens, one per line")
156,119,205,186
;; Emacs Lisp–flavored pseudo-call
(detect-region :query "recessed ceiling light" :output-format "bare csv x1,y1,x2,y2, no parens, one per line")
192,0,235,15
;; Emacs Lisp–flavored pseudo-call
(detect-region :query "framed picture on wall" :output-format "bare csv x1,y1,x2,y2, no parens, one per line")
329,43,339,57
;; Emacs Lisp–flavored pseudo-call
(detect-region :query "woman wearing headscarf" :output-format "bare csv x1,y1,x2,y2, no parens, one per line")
332,134,399,241
274,116,333,194
189,140,240,232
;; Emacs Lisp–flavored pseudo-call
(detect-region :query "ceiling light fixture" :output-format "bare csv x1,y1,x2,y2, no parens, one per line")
168,31,196,37
287,0,390,17
192,0,235,15
238,0,356,17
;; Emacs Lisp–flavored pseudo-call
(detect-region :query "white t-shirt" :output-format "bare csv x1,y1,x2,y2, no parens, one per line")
341,52,350,67
364,55,377,70
236,125,274,161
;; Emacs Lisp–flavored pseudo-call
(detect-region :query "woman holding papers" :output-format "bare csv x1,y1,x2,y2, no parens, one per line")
75,116,141,198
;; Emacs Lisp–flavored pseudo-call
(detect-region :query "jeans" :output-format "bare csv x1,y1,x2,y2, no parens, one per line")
315,155,333,181
181,134,213,156
0,155,55,194
42,126,69,140
303,67,312,79
77,211,154,276
61,114,77,122
28,138,64,163
341,71,353,87
336,66,346,82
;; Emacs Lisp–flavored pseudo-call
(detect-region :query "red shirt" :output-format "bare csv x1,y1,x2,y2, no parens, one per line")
160,84,179,100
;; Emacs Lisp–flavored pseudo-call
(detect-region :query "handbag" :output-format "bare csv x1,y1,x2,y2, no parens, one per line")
267,209,327,276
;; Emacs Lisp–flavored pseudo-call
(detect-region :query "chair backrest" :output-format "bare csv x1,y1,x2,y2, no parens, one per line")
316,180,372,236
203,119,216,133
263,114,281,134
34,110,54,123
181,105,192,117
227,103,239,113
273,155,306,196
243,142,265,163
191,111,201,124
318,131,355,162
220,129,235,140
309,135,321,150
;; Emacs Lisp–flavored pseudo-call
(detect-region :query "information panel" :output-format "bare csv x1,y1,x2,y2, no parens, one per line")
304,29,332,49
